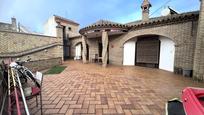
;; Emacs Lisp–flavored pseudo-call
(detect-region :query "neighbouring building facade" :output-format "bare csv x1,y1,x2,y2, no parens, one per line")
44,15,80,59
0,17,17,32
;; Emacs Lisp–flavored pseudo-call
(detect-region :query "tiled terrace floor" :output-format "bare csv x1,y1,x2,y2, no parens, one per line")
28,60,204,115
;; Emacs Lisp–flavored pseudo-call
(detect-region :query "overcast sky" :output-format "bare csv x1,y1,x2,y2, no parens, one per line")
0,0,201,33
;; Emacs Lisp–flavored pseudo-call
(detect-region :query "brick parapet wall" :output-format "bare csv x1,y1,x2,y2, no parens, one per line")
0,22,17,32
0,30,60,53
0,30,63,66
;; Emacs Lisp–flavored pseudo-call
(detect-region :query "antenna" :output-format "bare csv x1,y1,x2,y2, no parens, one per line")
150,0,172,16
18,22,20,32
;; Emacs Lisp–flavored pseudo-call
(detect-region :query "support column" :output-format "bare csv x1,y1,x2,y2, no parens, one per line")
82,35,88,64
56,22,64,61
102,30,109,67
193,0,204,80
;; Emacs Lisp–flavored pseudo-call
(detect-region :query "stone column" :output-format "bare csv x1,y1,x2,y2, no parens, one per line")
56,22,63,40
82,35,88,63
193,0,204,80
102,30,109,67
56,22,64,61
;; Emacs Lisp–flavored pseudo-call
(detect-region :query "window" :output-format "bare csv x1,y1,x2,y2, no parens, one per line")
68,27,72,31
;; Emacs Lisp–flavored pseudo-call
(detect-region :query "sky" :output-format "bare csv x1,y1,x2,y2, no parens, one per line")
0,0,201,33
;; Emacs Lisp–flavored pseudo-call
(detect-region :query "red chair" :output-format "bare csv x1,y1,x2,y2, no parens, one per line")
25,72,43,115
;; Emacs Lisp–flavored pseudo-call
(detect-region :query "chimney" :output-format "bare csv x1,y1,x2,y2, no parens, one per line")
11,17,17,31
141,0,152,21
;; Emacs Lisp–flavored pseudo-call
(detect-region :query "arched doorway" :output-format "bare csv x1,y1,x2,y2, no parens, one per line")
75,43,89,61
75,43,82,60
123,35,175,72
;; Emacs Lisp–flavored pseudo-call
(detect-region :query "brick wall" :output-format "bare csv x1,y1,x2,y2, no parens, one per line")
193,0,204,80
0,45,62,61
0,31,60,53
0,30,63,69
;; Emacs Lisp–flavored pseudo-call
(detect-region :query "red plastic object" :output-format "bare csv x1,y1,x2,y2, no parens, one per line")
182,87,204,115
32,87,41,96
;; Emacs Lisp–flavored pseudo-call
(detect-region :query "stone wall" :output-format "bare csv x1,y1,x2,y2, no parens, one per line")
23,57,62,72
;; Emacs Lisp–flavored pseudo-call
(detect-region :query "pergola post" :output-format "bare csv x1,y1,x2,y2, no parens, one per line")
82,35,88,63
102,30,109,67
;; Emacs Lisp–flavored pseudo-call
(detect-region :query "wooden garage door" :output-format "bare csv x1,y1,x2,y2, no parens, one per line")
136,37,160,68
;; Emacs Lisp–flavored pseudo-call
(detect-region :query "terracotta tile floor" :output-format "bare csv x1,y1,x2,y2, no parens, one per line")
28,60,204,115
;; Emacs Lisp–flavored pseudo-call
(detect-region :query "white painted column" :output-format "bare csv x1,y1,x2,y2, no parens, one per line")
102,30,109,67
82,35,87,63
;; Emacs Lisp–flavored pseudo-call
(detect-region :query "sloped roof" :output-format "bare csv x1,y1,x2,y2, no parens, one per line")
90,20,122,26
54,15,79,25
79,11,199,35
127,11,199,27
79,20,129,34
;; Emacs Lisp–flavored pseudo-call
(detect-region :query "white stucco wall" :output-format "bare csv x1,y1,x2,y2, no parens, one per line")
43,16,57,37
159,37,175,72
75,44,82,60
123,40,136,65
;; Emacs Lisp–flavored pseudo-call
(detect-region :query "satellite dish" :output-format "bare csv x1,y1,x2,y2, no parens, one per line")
161,7,170,16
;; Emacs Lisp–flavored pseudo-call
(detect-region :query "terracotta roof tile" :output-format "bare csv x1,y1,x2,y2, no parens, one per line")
127,11,199,26
79,11,199,35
